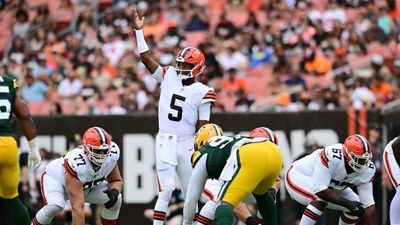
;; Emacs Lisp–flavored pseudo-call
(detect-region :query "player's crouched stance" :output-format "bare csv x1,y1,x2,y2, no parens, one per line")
32,127,123,225
285,134,377,225
183,124,283,225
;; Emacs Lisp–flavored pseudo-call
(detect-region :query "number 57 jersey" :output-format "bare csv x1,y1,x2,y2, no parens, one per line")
45,142,120,187
291,144,375,192
157,66,215,136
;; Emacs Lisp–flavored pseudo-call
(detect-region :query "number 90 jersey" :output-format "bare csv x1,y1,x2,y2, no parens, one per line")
292,144,375,192
45,141,120,188
156,66,215,136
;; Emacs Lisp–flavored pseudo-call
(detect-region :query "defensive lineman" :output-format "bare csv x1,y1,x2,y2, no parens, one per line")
32,127,123,225
285,134,377,225
183,124,282,225
133,8,215,225
0,75,41,225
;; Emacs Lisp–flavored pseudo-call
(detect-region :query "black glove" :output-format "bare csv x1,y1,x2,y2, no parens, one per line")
103,189,119,209
339,198,365,218
267,188,277,203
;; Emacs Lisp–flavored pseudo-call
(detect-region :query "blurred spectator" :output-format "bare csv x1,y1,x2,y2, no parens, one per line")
223,68,246,96
21,73,48,102
215,12,237,39
12,7,30,38
184,6,209,32
370,75,393,107
58,70,83,99
216,46,249,75
351,78,376,109
303,48,332,75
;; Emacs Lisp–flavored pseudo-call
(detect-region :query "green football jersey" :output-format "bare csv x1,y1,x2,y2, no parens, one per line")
0,75,17,136
191,136,250,179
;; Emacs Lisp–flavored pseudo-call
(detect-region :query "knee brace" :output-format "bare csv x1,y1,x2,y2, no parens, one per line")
35,205,63,224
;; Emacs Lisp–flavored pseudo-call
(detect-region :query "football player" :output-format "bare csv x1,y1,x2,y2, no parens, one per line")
197,126,281,225
133,9,215,225
0,75,40,225
32,127,123,225
383,135,400,224
285,134,377,225
183,124,283,225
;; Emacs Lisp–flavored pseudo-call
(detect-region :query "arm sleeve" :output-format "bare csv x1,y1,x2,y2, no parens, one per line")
357,182,375,208
183,155,208,225
201,89,216,104
198,102,211,121
151,66,167,83
312,152,332,193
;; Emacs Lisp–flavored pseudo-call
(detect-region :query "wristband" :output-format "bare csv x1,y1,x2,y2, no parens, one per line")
135,29,149,53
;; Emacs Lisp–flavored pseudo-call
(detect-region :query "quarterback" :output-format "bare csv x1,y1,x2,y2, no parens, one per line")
133,8,215,225
183,124,283,225
32,127,123,225
383,136,400,224
285,134,377,225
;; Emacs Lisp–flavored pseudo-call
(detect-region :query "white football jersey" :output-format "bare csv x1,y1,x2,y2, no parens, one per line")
45,141,120,189
293,144,375,191
154,66,215,136
384,137,398,154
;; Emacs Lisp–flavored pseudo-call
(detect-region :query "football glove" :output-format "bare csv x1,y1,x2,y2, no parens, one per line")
339,198,364,218
104,189,119,209
28,148,41,170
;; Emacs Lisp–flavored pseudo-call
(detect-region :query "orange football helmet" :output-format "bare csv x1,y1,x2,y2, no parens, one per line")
343,134,372,172
249,127,278,145
83,127,111,166
175,47,206,80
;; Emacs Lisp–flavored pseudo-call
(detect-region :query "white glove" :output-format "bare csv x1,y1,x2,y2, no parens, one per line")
28,147,41,170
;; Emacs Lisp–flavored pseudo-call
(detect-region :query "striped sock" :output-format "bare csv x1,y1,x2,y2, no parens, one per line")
197,214,213,225
299,204,323,225
101,217,117,225
153,210,166,225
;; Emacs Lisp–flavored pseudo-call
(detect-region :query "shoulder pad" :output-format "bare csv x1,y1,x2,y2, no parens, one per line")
191,151,203,168
64,147,89,180
109,141,120,161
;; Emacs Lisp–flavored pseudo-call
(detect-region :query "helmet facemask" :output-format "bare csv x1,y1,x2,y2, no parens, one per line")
85,144,110,166
346,149,371,172
175,59,205,80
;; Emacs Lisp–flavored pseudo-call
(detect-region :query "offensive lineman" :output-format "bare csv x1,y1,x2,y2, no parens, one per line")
183,124,283,225
383,136,400,224
0,75,41,225
285,134,377,225
32,127,123,225
133,8,215,225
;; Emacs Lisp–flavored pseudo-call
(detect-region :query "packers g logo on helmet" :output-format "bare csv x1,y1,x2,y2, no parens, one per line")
195,123,224,150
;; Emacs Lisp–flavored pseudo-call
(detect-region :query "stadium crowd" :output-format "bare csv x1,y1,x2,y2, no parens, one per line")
0,0,399,114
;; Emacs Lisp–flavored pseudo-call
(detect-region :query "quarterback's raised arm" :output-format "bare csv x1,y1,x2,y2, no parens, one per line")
132,8,162,78
183,156,209,225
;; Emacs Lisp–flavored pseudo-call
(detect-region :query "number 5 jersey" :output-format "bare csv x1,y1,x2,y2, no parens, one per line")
45,142,120,188
154,66,215,136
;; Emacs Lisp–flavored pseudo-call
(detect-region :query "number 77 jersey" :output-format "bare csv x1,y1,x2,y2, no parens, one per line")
157,66,215,136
